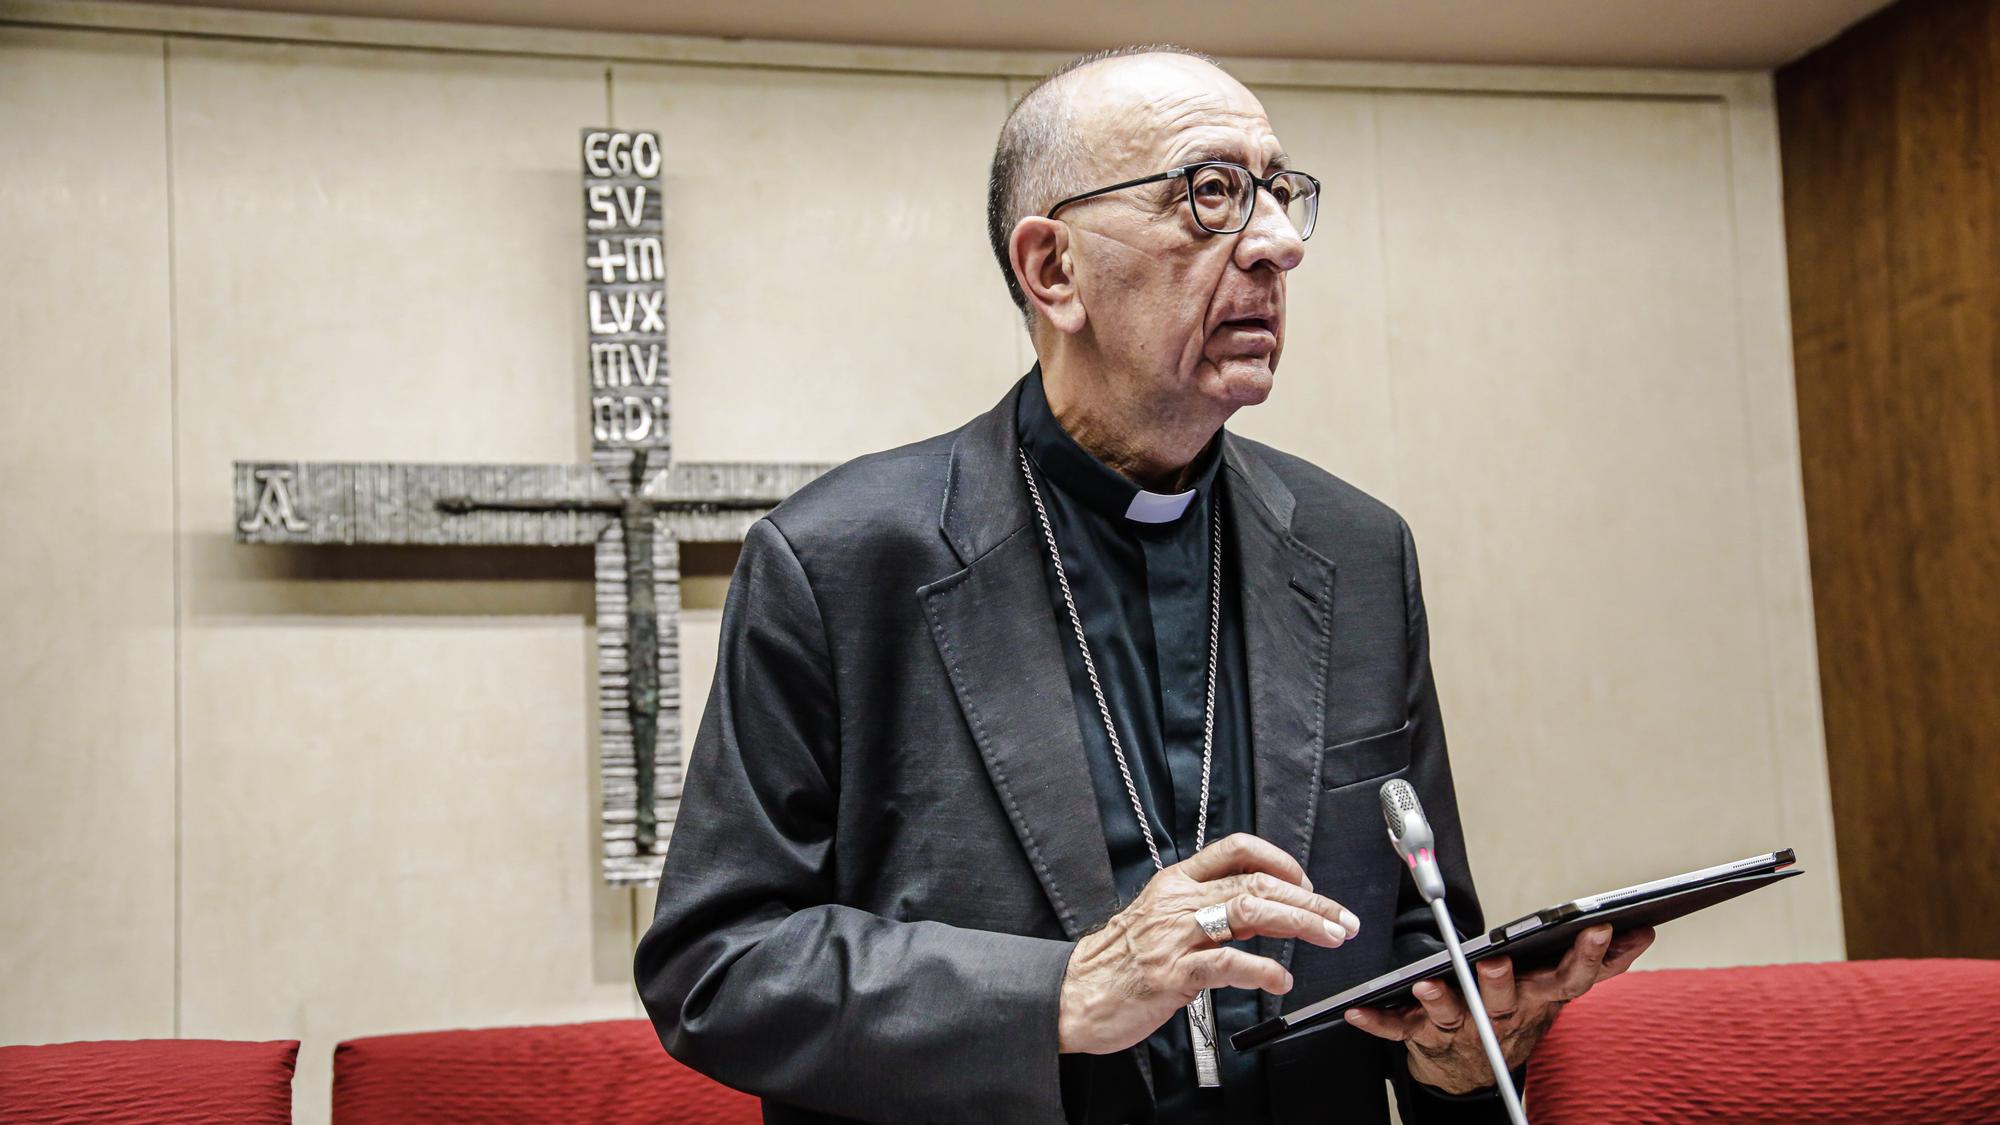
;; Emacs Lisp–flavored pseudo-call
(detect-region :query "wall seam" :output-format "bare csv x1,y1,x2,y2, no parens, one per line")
1367,92,1402,507
1005,76,1028,382
161,31,185,1038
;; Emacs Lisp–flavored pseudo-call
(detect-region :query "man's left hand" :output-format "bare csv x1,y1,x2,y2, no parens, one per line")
1343,923,1655,1095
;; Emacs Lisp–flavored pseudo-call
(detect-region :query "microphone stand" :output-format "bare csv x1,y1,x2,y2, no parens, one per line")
1428,897,1528,1125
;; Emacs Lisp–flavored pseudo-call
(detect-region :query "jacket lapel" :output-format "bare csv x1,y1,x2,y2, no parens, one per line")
1223,435,1336,1021
920,383,1335,1036
920,380,1122,942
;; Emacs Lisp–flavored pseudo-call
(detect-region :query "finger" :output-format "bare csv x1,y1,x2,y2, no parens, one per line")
1551,925,1613,999
1601,926,1655,977
1410,978,1469,1043
1219,894,1352,948
1206,872,1361,937
1178,833,1310,891
1177,947,1293,998
1474,956,1517,1022
1344,1003,1427,1042
1520,925,1647,993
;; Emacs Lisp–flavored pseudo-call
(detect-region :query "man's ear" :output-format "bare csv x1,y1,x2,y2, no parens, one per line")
1009,216,1086,335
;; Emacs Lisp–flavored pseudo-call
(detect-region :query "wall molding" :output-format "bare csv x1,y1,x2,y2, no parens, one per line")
2,0,1765,98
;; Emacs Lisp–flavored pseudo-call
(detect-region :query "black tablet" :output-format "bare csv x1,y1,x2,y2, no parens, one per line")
1232,849,1800,1052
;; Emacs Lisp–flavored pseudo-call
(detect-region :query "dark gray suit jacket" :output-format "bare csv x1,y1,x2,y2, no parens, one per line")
635,377,1488,1123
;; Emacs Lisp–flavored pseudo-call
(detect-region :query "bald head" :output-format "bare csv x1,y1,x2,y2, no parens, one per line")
985,45,1229,316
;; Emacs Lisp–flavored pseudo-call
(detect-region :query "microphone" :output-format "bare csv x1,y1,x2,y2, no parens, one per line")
1380,779,1447,904
1379,779,1529,1125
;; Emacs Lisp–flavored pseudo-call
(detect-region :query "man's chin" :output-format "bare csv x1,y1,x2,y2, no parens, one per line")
1206,355,1277,406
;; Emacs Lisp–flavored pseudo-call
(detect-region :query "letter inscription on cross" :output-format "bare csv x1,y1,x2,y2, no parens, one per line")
233,130,831,886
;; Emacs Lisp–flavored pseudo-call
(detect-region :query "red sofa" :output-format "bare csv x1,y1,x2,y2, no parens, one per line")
0,1038,299,1124
332,1018,760,1124
9,960,1993,1122
331,960,1994,1121
1526,958,2000,1122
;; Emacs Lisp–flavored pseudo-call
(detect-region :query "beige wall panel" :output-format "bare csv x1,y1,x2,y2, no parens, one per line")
166,39,632,1123
0,28,178,1045
1229,86,1399,502
610,63,1021,466
1372,92,1838,965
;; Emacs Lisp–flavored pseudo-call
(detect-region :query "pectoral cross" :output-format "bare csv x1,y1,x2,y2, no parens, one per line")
1190,990,1221,1086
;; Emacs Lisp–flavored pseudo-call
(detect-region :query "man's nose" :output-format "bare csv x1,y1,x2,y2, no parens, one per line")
1235,186,1306,273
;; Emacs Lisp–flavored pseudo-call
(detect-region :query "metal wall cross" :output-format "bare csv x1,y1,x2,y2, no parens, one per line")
234,130,830,885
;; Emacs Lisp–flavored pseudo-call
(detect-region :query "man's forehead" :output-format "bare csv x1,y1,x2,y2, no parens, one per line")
1068,54,1283,175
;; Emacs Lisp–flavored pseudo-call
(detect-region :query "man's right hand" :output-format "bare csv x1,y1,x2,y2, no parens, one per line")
1057,832,1359,1055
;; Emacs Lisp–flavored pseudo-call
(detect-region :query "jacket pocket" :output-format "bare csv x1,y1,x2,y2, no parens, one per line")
1320,719,1413,791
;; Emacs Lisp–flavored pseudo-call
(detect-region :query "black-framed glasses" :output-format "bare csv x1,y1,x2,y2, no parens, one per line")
1045,160,1320,240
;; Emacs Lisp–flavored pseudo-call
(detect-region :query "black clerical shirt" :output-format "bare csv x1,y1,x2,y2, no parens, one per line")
1018,367,1265,1124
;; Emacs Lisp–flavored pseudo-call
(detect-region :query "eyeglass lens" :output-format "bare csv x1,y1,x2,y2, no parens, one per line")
1188,165,1317,238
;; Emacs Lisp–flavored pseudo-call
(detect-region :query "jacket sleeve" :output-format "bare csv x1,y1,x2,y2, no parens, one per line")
1383,516,1520,1123
633,517,1076,1124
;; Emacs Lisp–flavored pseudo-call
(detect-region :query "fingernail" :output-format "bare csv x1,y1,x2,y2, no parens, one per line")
1415,982,1439,999
1302,874,1314,893
1324,919,1347,942
1345,1011,1363,1024
1591,929,1611,946
1340,909,1360,934
1282,971,1295,991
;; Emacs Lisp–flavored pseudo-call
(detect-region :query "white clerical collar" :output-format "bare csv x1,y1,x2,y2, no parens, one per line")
1016,366,1218,527
1123,488,1198,524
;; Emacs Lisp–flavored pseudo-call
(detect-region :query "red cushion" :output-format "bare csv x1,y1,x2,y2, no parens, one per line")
1526,959,2000,1122
0,1038,298,1124
332,1018,761,1124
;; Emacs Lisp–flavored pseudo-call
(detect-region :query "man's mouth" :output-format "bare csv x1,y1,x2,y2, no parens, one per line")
1218,316,1277,336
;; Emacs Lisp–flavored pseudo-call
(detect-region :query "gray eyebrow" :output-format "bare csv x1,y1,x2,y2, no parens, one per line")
1178,147,1292,174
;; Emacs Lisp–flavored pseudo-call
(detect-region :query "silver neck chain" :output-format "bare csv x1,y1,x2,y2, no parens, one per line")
1018,448,1222,872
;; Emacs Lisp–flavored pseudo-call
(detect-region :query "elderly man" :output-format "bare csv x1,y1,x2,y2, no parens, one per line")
635,45,1650,1124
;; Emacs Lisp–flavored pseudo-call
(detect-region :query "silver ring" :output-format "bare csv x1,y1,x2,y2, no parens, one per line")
1193,902,1234,944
